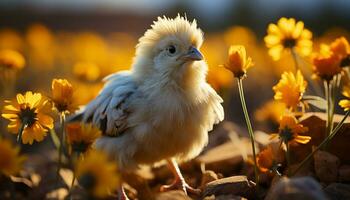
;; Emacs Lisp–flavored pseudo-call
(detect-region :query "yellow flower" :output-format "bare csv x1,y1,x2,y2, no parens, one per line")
75,150,120,198
312,44,342,81
273,70,307,109
0,138,26,176
339,85,350,111
256,144,284,173
255,100,287,124
2,92,54,144
224,45,253,78
264,17,313,61
52,79,78,113
270,115,310,147
330,37,350,67
73,62,100,82
0,49,25,70
66,122,101,153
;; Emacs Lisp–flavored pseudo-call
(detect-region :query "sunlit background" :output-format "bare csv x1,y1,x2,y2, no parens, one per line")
0,0,349,121
1,0,350,199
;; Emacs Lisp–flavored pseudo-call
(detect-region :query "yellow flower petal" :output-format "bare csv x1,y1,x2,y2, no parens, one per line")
2,91,53,144
37,113,54,129
264,17,313,60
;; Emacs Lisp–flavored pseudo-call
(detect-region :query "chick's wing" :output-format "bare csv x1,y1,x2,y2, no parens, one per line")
82,71,138,136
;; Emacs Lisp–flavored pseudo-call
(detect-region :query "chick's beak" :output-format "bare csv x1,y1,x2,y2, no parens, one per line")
181,46,203,61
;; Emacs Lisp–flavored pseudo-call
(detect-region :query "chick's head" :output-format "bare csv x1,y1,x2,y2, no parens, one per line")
133,15,205,81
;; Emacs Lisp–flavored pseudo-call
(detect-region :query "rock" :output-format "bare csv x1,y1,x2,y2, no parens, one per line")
314,150,340,183
155,190,192,200
203,121,240,152
203,194,247,200
46,188,68,199
200,170,219,188
265,177,327,200
196,139,253,175
296,112,350,164
339,165,350,182
324,183,350,200
202,175,256,199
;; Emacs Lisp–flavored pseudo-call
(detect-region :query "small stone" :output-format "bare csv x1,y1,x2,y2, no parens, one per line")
196,139,253,174
202,176,255,199
324,183,350,200
339,165,350,182
200,170,219,188
314,150,340,183
203,194,247,200
203,121,239,151
265,177,327,200
155,190,192,200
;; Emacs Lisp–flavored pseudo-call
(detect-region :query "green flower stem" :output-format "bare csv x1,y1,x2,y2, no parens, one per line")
237,78,259,183
324,81,331,138
68,152,79,200
17,119,28,143
330,81,335,134
291,110,350,176
291,48,323,96
286,143,291,176
50,129,60,150
57,112,66,180
291,48,299,72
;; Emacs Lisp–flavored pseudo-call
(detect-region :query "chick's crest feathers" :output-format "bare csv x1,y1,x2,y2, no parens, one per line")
136,15,204,57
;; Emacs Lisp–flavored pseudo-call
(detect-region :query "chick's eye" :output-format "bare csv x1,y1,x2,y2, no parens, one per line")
168,45,176,54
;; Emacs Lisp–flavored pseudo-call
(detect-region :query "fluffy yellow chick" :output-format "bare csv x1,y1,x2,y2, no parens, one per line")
80,15,224,199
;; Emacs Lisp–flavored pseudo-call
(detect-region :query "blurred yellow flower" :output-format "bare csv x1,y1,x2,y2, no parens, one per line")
270,115,310,147
273,70,307,109
0,49,25,70
330,37,350,67
312,44,342,81
224,45,253,78
66,122,101,153
73,62,101,82
52,79,78,113
224,26,257,47
265,17,313,61
202,35,233,90
2,92,54,144
76,150,120,198
339,85,350,111
0,28,23,51
256,144,284,173
206,66,233,91
255,100,287,123
71,32,108,66
26,24,56,69
0,138,26,176
257,146,274,173
72,81,103,106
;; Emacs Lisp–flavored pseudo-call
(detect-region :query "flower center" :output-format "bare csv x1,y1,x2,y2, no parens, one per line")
341,55,350,67
283,38,296,48
19,107,37,127
279,126,294,143
79,172,96,191
72,142,90,153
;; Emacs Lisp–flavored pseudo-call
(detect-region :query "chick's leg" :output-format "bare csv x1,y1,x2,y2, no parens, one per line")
160,159,201,195
118,186,129,200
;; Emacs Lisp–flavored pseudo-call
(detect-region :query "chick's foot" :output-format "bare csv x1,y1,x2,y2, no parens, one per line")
160,159,201,195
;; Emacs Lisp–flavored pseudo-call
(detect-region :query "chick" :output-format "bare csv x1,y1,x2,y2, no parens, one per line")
80,15,224,199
